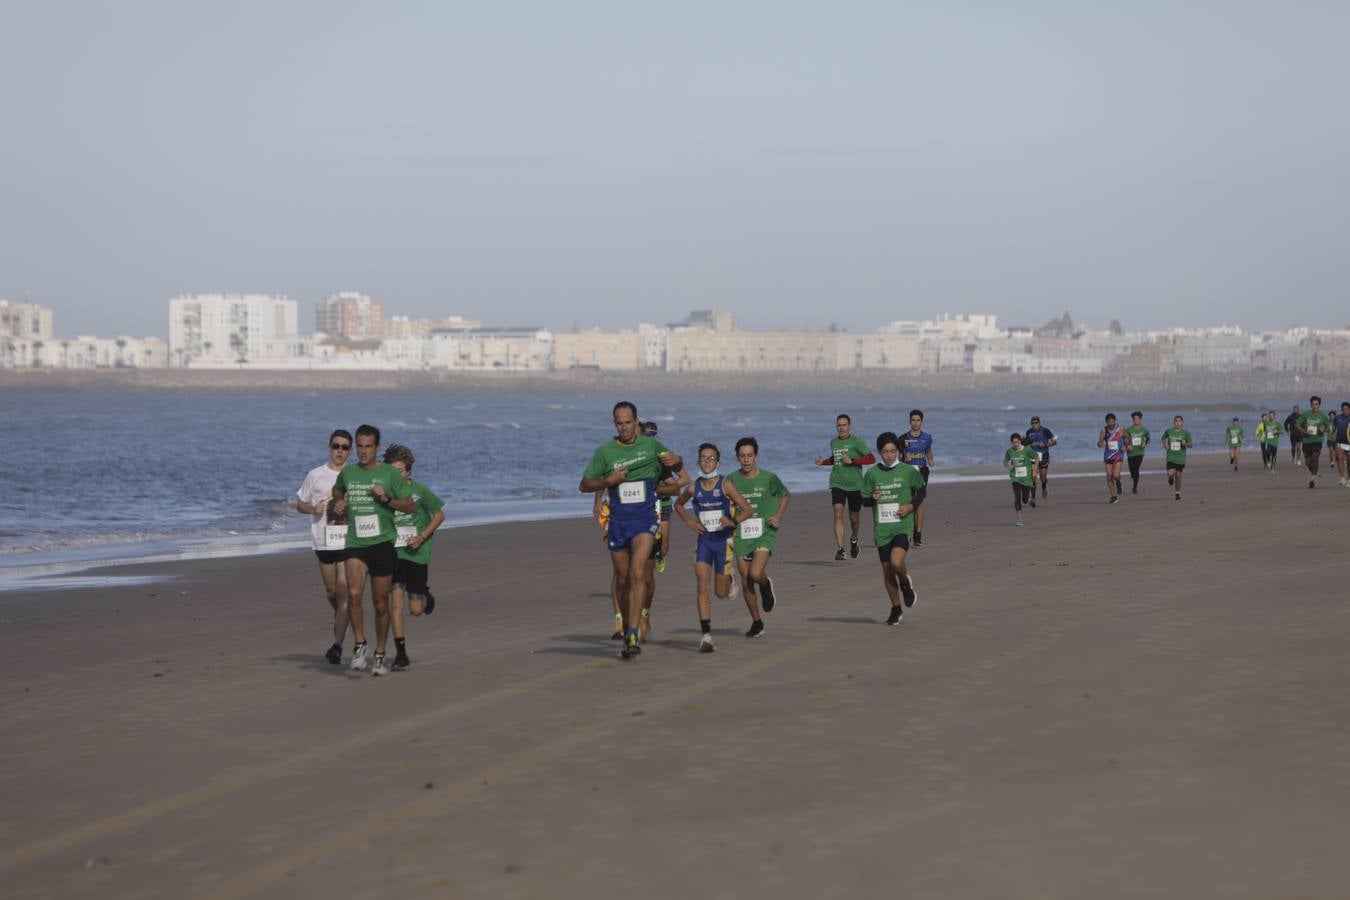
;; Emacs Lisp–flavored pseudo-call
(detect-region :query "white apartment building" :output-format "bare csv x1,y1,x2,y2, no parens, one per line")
1162,328,1251,371
424,327,553,371
0,299,54,341
638,324,668,369
1,335,167,369
168,294,300,367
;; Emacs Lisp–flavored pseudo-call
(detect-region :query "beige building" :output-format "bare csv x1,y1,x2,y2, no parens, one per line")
838,333,923,369
667,328,841,372
0,299,54,341
554,329,644,370
315,292,386,340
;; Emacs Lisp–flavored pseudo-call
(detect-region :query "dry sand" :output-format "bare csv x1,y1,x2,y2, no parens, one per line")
2,459,1349,899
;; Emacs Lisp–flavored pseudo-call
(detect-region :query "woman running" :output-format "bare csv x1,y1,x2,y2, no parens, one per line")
675,443,750,652
1098,413,1126,503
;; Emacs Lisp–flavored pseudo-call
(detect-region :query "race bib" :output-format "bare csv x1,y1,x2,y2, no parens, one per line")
1014,466,1028,478
324,524,348,550
1131,435,1142,446
618,481,647,504
1306,425,1318,435
740,517,764,540
1034,451,1044,461
1169,440,1182,452
699,509,725,531
1108,440,1119,451
395,525,418,548
1230,437,1239,445
354,515,380,539
877,502,901,523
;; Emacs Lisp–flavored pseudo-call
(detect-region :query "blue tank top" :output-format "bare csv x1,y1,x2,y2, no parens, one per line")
1102,427,1125,462
901,430,932,465
693,475,733,537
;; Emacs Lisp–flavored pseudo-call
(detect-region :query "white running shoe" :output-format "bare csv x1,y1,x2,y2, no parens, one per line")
371,652,389,677
350,643,369,672
729,577,741,602
699,633,716,653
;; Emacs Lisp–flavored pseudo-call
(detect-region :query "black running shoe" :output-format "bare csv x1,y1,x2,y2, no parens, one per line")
1132,485,1138,495
1115,478,1123,494
325,644,342,665
760,577,777,613
911,533,922,548
1309,479,1316,489
745,619,765,638
393,650,412,670
849,538,860,558
900,574,917,609
886,604,903,625
621,633,639,659
1109,495,1119,504
424,590,436,615
1029,498,1036,508
834,548,846,561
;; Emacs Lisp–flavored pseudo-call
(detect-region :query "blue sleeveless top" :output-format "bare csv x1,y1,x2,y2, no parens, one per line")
693,475,733,537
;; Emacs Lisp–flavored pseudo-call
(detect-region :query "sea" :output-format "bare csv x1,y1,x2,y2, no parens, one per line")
1,388,1274,585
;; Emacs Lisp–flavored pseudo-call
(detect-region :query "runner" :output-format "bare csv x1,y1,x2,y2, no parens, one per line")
579,401,681,659
674,443,752,652
899,410,935,546
861,432,925,625
728,437,791,637
1124,411,1150,494
331,424,415,676
813,414,873,560
1004,433,1039,525
1284,405,1303,467
1097,413,1125,503
295,429,353,664
1335,402,1350,487
640,421,690,642
1024,416,1057,499
1162,416,1194,501
1225,417,1244,472
1297,396,1333,489
593,490,624,640
1256,411,1281,473
384,443,445,671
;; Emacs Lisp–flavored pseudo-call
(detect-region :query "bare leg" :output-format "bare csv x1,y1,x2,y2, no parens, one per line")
832,502,846,549
343,557,369,645
371,575,393,654
880,560,902,607
735,555,763,620
390,583,407,640
318,560,350,644
695,561,713,622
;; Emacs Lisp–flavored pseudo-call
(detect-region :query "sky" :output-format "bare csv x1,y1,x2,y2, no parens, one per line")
2,1,1347,339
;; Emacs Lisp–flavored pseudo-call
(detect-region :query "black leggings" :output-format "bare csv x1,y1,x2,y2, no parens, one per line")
1012,483,1031,511
1127,454,1143,486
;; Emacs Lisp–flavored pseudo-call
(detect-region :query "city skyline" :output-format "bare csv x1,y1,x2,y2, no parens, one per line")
3,4,1347,337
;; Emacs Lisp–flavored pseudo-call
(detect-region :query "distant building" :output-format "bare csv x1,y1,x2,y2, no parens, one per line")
168,294,300,367
315,292,386,340
387,314,480,339
667,327,839,372
554,329,644,370
424,327,553,371
0,298,54,341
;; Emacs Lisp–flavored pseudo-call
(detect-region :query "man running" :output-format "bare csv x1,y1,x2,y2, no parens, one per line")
1334,402,1350,487
296,429,353,664
593,490,624,640
385,443,445,671
1297,396,1333,489
1225,417,1244,472
1024,416,1057,499
1162,416,1193,501
813,414,873,560
861,432,925,625
899,410,934,546
1256,411,1281,473
1004,433,1038,526
1284,405,1303,467
674,442,752,652
1097,413,1126,503
579,402,681,659
1124,411,1150,494
331,424,415,676
728,437,791,637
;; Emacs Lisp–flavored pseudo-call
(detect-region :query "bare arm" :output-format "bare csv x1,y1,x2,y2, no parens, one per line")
673,484,703,533
768,493,791,529
406,509,446,551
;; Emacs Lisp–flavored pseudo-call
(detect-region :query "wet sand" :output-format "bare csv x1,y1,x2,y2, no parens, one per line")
3,459,1349,899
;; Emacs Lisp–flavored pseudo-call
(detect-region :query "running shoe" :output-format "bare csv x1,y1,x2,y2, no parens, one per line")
1168,475,1174,486
325,644,342,665
850,538,860,558
745,619,765,638
1015,520,1024,526
911,534,923,548
729,577,741,602
621,633,639,659
1115,478,1123,494
1109,496,1119,504
886,604,903,625
1029,498,1036,508
1309,479,1316,489
1132,485,1138,494
424,589,436,615
900,574,917,609
350,643,369,672
639,609,651,643
1175,492,1181,501
393,649,412,670
371,652,389,677
699,633,716,653
612,614,623,640
835,548,846,561
760,577,777,613
655,557,666,574
1041,485,1048,499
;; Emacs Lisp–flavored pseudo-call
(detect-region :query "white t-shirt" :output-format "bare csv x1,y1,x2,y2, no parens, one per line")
298,463,344,550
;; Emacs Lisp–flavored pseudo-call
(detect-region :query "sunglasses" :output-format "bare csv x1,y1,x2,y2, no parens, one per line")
330,443,351,450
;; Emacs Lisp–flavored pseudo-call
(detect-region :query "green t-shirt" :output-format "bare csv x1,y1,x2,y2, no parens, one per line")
727,468,789,542
1225,425,1244,447
828,435,871,492
1003,446,1038,486
1258,421,1281,445
1297,411,1333,446
335,463,414,549
1162,428,1192,465
861,463,927,545
1124,425,1150,457
394,480,445,564
583,435,671,519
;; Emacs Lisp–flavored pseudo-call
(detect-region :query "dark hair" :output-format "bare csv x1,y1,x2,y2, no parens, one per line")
1310,395,1321,404
1105,413,1116,422
329,428,352,445
735,436,758,455
355,424,381,444
697,442,720,460
876,431,900,451
383,443,415,469
1130,411,1143,418
1010,432,1023,443
836,413,851,424
909,409,924,421
641,421,658,436
1174,415,1184,422
613,401,637,419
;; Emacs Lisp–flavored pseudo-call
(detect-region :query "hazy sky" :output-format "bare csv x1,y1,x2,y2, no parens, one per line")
3,1,1347,338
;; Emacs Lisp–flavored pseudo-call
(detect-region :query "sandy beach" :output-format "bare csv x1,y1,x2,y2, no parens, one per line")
3,459,1349,899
